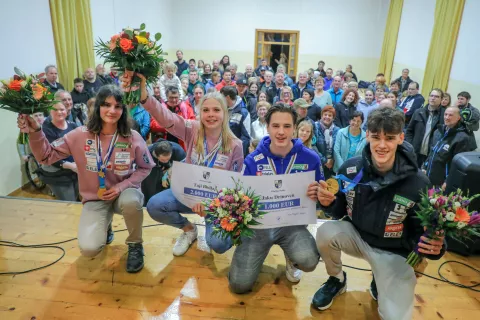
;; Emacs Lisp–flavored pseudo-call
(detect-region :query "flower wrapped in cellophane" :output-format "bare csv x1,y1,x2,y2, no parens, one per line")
203,179,267,246
0,67,55,115
95,23,163,105
406,188,480,267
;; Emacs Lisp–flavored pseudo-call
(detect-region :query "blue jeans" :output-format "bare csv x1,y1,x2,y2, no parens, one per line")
146,189,233,254
228,225,320,294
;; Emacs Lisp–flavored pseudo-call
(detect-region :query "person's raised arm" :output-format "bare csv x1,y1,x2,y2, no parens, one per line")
18,114,72,165
137,73,195,142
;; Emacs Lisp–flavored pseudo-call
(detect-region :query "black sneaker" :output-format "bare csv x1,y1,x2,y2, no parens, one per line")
106,223,114,245
312,272,347,310
369,277,378,301
126,243,144,273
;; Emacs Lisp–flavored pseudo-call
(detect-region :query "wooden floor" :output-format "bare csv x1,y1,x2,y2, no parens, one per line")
0,197,479,320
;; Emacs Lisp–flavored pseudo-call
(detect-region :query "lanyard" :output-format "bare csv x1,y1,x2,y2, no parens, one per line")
203,137,219,168
96,132,119,188
334,169,365,193
266,153,297,175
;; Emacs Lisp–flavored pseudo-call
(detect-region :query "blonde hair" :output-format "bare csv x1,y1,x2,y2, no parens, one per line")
248,76,258,85
163,62,177,74
281,86,293,97
296,120,314,148
256,101,271,112
195,91,238,156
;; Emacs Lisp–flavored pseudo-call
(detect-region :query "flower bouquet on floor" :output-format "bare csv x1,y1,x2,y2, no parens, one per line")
95,23,163,105
203,179,267,246
406,188,480,268
0,67,55,115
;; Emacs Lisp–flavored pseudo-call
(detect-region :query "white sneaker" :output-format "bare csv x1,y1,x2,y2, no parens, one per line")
285,254,302,283
172,224,198,256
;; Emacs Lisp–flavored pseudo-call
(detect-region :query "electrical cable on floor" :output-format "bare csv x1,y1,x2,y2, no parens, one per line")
1,223,479,292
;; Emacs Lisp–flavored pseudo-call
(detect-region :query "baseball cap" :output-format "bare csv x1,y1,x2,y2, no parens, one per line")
236,78,247,86
260,66,266,71
293,98,309,109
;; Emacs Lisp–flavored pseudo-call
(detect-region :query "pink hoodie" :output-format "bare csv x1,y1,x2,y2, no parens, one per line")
28,127,154,203
142,96,244,172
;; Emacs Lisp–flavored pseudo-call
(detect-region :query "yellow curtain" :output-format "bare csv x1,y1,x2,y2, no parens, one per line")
377,0,404,83
421,0,465,98
74,0,95,78
49,0,95,91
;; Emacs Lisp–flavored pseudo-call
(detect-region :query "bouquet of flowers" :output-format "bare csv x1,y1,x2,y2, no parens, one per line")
406,188,480,267
95,23,163,105
0,67,55,115
203,180,267,246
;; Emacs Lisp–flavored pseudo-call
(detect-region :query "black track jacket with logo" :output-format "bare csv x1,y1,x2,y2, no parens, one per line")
329,142,445,259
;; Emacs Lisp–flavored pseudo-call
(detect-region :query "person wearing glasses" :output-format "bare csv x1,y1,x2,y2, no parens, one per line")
405,89,445,167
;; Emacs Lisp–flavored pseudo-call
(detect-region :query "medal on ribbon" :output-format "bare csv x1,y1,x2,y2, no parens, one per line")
96,132,119,199
325,178,340,194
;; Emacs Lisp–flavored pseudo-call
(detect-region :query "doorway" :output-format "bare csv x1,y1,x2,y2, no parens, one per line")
254,29,299,79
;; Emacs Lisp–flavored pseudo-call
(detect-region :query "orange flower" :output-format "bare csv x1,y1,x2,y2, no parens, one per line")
454,207,470,223
109,34,120,51
220,218,238,232
119,38,134,53
242,195,250,201
32,83,46,100
213,198,221,207
8,79,22,91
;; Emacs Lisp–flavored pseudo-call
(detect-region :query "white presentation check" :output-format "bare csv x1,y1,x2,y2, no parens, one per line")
170,162,317,229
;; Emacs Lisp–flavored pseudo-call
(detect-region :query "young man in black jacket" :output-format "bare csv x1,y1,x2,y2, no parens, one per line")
312,108,445,320
423,106,471,188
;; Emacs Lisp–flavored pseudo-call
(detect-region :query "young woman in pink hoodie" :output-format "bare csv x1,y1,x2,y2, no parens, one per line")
135,73,245,257
18,85,154,273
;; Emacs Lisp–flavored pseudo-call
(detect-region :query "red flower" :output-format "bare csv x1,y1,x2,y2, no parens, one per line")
8,80,23,91
119,38,134,53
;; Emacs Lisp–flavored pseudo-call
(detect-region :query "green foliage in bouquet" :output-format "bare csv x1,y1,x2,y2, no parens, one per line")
95,23,164,105
0,67,56,115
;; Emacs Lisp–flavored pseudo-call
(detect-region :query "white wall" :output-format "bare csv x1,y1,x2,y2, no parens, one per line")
392,0,435,86
169,0,389,81
448,0,480,144
0,0,56,196
91,0,173,64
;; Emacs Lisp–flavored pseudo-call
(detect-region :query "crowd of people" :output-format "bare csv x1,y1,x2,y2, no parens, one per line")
16,49,478,319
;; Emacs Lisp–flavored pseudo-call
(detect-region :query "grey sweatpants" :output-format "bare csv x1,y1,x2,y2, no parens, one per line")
77,188,144,257
316,221,416,320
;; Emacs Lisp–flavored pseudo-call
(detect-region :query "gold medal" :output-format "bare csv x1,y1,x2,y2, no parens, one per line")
97,188,106,198
325,178,339,194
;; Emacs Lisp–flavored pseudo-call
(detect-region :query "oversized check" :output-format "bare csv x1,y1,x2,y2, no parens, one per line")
170,162,317,228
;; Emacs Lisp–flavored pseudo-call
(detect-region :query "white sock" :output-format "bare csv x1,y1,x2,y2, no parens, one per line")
334,270,344,282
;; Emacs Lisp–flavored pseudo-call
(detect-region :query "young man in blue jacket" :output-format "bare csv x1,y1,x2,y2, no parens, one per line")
229,103,325,294
312,108,446,320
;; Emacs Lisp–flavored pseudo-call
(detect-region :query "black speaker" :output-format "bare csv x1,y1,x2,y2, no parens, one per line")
445,152,480,256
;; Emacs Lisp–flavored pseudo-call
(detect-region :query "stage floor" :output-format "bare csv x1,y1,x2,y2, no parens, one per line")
0,197,479,319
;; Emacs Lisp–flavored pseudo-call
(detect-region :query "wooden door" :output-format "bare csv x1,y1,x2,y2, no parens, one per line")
254,29,299,78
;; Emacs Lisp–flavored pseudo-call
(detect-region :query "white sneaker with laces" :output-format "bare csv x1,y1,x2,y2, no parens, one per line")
172,224,198,256
285,254,302,283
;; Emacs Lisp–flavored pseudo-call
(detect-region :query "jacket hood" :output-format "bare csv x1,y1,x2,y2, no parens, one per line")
358,99,377,108
362,141,418,191
338,126,366,139
229,96,244,113
258,136,304,159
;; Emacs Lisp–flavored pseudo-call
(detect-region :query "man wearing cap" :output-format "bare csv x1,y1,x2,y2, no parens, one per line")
294,98,316,131
236,77,251,113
